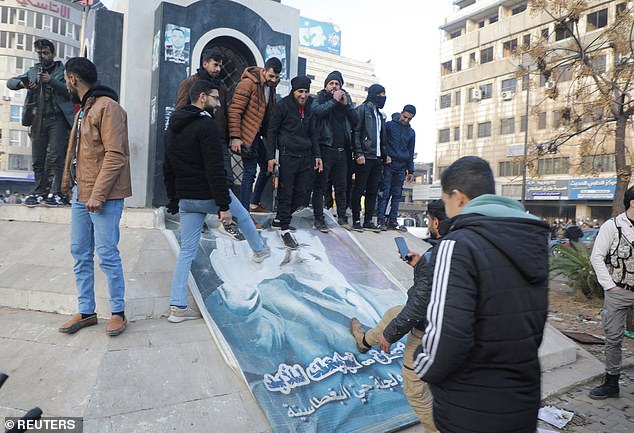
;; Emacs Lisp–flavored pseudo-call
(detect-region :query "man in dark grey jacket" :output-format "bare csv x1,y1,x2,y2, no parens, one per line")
348,199,447,433
351,84,389,232
7,39,75,207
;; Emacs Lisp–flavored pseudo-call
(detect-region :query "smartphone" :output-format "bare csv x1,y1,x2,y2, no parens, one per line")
394,237,411,262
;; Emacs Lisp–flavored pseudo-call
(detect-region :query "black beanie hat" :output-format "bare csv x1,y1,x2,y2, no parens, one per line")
324,70,344,88
291,75,312,92
403,104,417,116
368,84,385,97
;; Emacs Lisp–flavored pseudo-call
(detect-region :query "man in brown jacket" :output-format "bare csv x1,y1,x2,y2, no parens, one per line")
58,57,132,337
227,57,281,213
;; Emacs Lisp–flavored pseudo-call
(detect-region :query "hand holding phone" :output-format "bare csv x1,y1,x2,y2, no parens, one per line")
395,237,412,262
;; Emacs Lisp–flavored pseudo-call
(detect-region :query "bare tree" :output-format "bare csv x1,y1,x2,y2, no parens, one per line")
522,0,634,215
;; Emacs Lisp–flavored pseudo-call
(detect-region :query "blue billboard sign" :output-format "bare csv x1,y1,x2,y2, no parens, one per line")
569,177,616,200
299,17,341,55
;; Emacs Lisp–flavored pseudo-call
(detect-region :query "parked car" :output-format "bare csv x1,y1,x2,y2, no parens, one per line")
398,217,429,239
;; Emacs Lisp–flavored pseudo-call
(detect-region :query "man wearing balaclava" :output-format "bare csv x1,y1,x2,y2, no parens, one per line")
350,84,389,232
7,38,74,207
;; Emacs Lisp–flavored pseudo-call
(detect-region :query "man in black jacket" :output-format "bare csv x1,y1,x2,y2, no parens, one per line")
413,156,549,433
348,199,447,432
352,84,389,232
164,80,271,324
266,76,322,249
311,70,358,231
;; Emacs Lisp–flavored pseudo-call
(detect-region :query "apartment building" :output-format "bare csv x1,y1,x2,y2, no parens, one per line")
436,0,632,222
0,0,83,189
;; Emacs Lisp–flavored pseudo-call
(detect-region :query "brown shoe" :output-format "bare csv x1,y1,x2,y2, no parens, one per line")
59,313,97,334
349,318,371,354
250,204,271,213
250,215,264,231
106,315,127,336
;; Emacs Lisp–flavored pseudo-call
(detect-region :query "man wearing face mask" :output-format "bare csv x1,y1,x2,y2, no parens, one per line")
351,84,389,232
7,39,75,207
266,76,322,249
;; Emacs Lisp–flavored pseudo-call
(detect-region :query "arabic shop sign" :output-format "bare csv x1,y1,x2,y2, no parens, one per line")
525,180,569,200
569,177,616,200
16,1,73,19
264,343,405,419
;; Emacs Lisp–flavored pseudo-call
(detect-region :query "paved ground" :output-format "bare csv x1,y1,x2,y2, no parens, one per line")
538,367,634,433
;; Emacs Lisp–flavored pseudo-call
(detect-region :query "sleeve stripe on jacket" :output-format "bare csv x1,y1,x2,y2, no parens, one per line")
414,239,456,378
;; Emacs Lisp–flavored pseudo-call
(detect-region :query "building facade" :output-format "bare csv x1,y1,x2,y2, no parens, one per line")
299,45,379,106
435,0,632,222
0,0,82,190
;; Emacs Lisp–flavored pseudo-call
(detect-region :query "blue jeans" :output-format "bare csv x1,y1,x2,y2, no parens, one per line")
377,164,406,223
70,187,125,315
239,135,269,208
170,190,265,307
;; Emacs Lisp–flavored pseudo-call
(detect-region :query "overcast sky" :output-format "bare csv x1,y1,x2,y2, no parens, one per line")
100,0,455,161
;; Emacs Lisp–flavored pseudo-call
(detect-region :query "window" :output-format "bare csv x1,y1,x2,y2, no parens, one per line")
439,94,451,109
67,23,75,40
9,129,23,146
553,110,561,128
0,31,7,48
0,6,8,24
479,20,485,28
582,154,616,172
538,157,569,175
455,90,461,105
16,9,25,26
480,47,494,64
25,35,33,51
15,33,24,50
538,112,547,129
522,73,529,90
489,15,498,24
43,15,52,32
10,105,22,122
523,34,531,49
477,121,491,138
540,72,549,87
456,57,462,72
555,24,572,41
617,3,627,16
501,78,517,93
9,154,31,171
480,83,493,99
441,60,453,75
592,55,606,73
587,9,608,31
503,39,518,57
450,29,462,39
520,115,527,132
26,11,34,28
454,127,460,141
438,128,451,143
467,124,474,139
512,3,527,15
59,20,66,36
469,52,476,67
556,65,573,82
16,57,23,70
541,28,549,39
500,118,515,135
499,160,524,177
35,12,43,29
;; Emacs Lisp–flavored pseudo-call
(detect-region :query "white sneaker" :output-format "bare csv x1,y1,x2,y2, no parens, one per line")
252,245,271,263
217,222,245,241
167,306,201,323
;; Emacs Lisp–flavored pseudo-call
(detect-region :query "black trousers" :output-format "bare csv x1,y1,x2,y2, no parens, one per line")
324,149,353,210
351,158,382,223
276,153,313,230
313,147,348,221
31,113,70,195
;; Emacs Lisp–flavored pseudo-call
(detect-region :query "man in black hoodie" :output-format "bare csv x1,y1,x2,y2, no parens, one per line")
413,156,549,433
164,80,271,324
352,84,389,232
349,199,448,432
266,76,322,249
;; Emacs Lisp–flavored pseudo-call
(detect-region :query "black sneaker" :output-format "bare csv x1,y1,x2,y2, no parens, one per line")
23,194,43,207
376,223,388,231
352,221,364,232
337,217,351,230
363,221,382,233
281,231,299,250
43,193,67,207
386,221,399,231
313,219,329,233
217,222,245,241
272,219,296,232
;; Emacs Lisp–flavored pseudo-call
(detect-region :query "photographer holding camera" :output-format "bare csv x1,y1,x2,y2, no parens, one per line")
7,39,75,207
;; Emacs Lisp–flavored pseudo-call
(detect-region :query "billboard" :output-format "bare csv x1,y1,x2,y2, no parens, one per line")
569,177,616,200
299,17,341,55
526,180,569,200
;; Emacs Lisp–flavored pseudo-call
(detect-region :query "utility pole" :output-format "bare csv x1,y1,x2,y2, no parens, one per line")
521,64,530,205
74,0,93,57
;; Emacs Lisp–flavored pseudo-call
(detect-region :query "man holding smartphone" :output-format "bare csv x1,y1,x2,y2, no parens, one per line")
7,39,75,207
348,199,447,433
